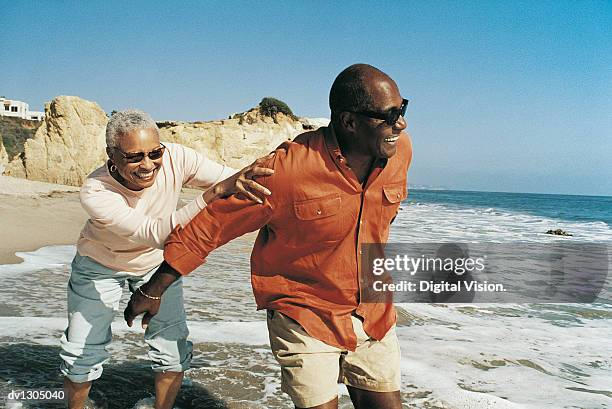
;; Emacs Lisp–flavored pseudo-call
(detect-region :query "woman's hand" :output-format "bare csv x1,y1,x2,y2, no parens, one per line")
204,153,275,204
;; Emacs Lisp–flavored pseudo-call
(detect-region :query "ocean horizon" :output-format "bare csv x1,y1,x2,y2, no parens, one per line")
408,188,612,227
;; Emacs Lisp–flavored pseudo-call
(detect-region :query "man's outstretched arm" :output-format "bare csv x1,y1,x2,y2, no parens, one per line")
124,156,278,328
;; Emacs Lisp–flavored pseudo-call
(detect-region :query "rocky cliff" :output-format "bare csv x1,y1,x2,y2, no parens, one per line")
1,96,328,186
158,108,326,170
2,96,108,185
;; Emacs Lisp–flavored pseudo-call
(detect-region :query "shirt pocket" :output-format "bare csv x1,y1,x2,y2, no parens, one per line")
292,193,344,243
381,183,407,226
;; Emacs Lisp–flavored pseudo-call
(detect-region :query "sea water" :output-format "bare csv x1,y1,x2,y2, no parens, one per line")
1,190,610,408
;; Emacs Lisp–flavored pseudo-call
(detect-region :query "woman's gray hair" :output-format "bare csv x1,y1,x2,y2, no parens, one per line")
106,109,159,147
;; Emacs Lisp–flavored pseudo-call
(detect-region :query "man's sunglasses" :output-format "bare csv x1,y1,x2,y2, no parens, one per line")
350,98,409,126
114,143,166,163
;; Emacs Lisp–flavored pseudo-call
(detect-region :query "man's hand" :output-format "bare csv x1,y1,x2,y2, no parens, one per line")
124,288,161,329
124,262,181,328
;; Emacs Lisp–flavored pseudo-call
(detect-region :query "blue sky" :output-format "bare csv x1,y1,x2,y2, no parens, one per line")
2,1,611,196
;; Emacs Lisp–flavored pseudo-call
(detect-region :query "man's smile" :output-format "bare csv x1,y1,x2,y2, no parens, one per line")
384,135,399,143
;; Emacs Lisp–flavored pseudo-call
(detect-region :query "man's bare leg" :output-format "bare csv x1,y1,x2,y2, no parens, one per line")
63,378,92,409
154,371,184,409
297,396,338,409
347,386,402,409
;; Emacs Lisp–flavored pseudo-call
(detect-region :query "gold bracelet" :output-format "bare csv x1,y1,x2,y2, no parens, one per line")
137,287,162,300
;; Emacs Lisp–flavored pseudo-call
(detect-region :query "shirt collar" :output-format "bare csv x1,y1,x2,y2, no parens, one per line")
325,124,388,170
324,123,347,167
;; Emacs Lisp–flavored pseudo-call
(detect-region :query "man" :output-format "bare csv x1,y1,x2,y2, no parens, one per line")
125,64,412,409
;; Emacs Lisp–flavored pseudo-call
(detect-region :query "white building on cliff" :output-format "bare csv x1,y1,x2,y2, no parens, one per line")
0,97,45,121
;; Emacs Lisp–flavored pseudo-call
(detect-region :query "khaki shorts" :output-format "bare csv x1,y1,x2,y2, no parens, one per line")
267,310,400,408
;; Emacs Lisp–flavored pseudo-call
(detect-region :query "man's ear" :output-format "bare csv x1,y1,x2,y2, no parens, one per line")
338,111,356,133
105,147,113,159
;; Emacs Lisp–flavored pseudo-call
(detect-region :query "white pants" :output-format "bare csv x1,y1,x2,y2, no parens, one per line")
59,253,193,383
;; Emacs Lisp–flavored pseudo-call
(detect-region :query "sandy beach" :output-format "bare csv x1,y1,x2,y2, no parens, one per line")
0,175,213,265
0,175,85,265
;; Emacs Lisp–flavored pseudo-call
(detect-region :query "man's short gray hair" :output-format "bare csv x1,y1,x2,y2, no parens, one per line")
106,109,159,147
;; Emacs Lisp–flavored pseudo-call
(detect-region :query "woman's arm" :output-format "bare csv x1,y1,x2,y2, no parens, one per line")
80,155,274,250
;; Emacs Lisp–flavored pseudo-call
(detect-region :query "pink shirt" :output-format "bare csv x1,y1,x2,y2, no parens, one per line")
77,142,235,274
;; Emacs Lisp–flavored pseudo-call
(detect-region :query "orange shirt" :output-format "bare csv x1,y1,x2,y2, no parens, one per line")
164,125,412,350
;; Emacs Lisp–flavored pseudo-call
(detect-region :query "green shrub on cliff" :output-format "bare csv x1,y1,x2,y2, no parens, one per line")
0,116,39,159
259,97,297,120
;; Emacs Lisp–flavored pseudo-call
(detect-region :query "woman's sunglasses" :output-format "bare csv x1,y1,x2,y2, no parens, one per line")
350,98,409,126
113,143,166,164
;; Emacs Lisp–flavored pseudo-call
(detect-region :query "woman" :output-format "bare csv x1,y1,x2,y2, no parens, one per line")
59,109,273,409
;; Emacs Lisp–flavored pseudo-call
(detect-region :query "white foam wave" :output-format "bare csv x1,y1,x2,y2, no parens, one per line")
0,317,269,346
0,245,75,274
393,202,612,243
2,311,610,408
395,303,612,408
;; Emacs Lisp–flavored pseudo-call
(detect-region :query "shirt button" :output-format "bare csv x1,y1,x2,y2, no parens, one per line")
397,193,401,199
359,250,363,255
316,209,322,215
